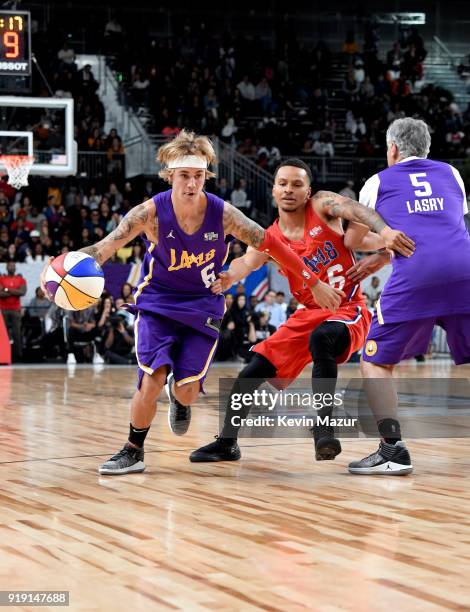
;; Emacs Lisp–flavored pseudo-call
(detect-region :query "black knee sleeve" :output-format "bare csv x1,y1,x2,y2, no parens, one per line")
309,321,350,365
239,353,277,380
310,322,351,418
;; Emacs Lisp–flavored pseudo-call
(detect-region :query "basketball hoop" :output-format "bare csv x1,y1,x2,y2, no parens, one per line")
0,155,35,189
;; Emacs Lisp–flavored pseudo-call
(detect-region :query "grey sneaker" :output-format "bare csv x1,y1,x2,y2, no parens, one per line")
166,372,191,435
98,444,145,475
348,441,413,475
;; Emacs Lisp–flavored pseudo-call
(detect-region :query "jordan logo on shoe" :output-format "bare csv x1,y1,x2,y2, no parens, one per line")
385,463,392,470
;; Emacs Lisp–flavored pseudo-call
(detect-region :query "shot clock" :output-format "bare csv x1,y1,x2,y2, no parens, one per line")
0,11,31,76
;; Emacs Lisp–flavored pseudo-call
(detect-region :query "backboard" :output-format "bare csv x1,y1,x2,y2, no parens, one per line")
0,95,76,176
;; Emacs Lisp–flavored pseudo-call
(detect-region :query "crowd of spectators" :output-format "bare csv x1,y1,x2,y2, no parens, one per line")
108,17,334,159
53,46,126,173
19,14,470,178
0,177,149,264
0,171,259,264
102,14,470,162
341,27,470,159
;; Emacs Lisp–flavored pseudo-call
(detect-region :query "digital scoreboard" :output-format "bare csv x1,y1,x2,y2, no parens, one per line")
0,11,31,76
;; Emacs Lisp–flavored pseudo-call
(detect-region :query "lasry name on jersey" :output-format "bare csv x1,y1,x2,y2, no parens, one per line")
406,197,444,214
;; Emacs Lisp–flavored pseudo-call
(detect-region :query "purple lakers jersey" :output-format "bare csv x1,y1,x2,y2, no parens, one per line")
360,157,470,322
133,189,228,336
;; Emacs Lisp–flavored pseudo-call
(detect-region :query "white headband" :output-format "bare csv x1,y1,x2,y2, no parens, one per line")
167,155,208,169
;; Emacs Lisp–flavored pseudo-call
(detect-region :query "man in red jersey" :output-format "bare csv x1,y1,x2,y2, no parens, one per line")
190,159,414,463
0,261,27,362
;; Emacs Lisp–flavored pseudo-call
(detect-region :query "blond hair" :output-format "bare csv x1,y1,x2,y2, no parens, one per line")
157,129,217,182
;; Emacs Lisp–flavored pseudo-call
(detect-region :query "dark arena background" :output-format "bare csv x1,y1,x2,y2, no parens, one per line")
0,1,470,610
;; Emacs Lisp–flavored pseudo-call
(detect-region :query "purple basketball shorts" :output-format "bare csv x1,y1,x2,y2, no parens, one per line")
135,311,219,390
363,313,470,365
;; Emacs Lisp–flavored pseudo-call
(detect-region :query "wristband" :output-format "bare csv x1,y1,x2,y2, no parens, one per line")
258,230,320,288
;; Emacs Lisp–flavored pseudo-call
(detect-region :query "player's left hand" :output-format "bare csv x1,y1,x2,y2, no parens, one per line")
347,252,390,283
380,227,415,257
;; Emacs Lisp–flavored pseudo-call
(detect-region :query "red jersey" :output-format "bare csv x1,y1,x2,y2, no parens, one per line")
0,274,26,311
267,204,366,309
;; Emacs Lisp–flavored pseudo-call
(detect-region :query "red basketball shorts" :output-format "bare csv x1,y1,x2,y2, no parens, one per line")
252,302,371,387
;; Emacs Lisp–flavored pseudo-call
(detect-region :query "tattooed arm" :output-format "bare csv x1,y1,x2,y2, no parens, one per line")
223,202,345,311
80,199,157,265
222,201,266,248
313,190,388,232
312,191,415,257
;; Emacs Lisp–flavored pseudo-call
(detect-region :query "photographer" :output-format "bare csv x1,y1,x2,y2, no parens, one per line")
252,310,276,344
67,305,97,363
237,311,257,363
215,294,237,361
42,303,67,362
237,310,276,362
95,294,114,333
103,314,135,364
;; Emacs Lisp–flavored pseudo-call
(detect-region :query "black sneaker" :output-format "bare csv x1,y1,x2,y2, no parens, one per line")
311,424,342,461
166,372,191,436
348,441,413,475
190,436,241,463
98,444,145,475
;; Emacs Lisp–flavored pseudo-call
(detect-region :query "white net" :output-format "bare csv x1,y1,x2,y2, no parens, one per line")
0,155,35,189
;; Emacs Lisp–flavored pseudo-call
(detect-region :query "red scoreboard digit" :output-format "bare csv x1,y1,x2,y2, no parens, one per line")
0,11,31,76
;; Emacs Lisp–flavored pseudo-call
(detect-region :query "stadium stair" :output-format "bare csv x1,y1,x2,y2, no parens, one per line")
423,53,469,108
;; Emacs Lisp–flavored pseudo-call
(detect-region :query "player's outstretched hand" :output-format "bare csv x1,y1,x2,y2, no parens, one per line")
347,252,390,283
40,257,55,301
310,280,345,312
380,227,415,257
210,271,234,294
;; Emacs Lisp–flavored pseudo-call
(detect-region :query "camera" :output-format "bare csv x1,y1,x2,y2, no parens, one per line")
109,315,125,329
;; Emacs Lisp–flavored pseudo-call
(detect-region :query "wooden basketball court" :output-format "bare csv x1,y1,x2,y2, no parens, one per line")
1,361,469,611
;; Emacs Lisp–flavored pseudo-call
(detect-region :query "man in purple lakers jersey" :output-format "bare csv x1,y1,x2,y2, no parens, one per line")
346,117,470,475
65,129,348,475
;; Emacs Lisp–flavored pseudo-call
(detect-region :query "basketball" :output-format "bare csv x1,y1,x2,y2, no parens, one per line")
44,252,105,311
